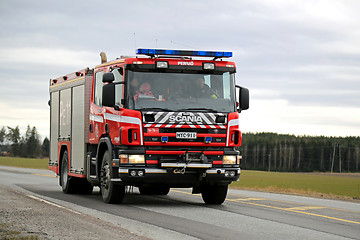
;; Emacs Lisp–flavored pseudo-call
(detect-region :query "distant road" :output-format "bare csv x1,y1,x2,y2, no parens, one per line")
1,166,360,240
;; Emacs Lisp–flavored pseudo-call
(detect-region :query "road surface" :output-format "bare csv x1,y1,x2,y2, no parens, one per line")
1,166,359,240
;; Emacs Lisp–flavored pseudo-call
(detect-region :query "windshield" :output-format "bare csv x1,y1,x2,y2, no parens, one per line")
126,70,236,113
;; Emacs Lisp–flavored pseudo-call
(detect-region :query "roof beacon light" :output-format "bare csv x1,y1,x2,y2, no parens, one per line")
136,48,232,58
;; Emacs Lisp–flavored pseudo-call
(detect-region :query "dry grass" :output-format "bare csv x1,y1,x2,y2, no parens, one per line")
231,170,360,201
0,223,38,240
0,157,48,170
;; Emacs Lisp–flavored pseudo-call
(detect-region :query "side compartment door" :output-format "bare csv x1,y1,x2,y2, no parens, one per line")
49,91,59,170
71,85,86,172
59,88,72,139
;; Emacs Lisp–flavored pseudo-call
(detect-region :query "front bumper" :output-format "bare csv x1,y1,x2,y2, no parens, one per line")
113,147,241,186
113,166,240,187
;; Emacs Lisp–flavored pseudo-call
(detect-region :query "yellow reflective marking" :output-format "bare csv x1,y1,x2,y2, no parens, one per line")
232,198,265,201
285,206,327,211
32,173,57,178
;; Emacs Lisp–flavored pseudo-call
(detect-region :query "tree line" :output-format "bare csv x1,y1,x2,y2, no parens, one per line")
0,126,49,158
238,133,360,172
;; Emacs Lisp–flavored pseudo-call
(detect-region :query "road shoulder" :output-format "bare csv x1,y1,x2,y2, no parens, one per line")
0,185,145,240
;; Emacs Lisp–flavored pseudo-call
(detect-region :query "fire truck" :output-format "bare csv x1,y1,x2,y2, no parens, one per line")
49,48,249,204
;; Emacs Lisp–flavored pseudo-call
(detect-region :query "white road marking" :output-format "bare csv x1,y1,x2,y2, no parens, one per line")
27,195,82,215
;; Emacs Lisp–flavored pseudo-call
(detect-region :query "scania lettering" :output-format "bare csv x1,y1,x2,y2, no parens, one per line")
48,48,249,204
169,115,202,122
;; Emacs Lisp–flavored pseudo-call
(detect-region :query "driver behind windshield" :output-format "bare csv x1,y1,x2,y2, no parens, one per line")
191,77,218,99
133,82,154,100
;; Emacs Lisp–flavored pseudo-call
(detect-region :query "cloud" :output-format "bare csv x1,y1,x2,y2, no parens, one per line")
0,47,98,68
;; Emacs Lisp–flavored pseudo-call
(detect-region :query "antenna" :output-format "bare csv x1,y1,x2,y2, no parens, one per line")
133,33,137,49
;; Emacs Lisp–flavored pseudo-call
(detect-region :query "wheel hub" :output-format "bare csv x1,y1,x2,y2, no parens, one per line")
100,163,110,189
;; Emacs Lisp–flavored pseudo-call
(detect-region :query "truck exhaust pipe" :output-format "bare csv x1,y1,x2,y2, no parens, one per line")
100,52,107,64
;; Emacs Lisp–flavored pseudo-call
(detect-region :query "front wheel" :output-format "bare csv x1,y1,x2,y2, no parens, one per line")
100,150,125,203
201,185,228,205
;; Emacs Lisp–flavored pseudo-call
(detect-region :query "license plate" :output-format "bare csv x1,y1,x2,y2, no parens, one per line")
176,132,197,139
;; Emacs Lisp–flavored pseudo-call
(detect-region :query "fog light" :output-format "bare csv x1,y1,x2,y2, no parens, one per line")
130,170,137,177
225,171,230,177
229,171,235,177
138,170,144,177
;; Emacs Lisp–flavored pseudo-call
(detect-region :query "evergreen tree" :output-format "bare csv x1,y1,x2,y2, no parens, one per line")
26,126,41,158
42,137,50,158
24,125,32,157
0,126,6,144
6,126,21,156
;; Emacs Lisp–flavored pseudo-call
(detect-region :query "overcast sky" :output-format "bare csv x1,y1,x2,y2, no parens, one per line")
1,0,360,139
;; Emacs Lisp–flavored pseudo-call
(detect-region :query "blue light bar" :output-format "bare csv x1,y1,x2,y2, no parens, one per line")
136,48,232,58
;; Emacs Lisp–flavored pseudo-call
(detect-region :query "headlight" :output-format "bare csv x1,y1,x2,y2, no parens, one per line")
223,155,237,165
128,155,145,164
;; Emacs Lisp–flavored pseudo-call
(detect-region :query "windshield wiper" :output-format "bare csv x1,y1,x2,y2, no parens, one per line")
138,107,173,112
177,108,219,113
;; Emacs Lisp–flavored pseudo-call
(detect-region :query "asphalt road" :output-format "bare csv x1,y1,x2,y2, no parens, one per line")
1,166,360,240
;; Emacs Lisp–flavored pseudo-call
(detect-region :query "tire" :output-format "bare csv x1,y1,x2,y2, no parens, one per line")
100,150,125,203
139,186,170,195
201,185,228,205
60,151,77,194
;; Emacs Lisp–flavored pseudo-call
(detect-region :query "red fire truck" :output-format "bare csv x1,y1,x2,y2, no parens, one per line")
49,49,249,204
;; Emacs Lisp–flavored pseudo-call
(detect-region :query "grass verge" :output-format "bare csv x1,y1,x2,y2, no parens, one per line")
0,157,48,170
231,170,360,201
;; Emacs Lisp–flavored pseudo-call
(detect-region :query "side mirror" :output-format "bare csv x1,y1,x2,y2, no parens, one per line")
236,86,249,112
102,83,115,107
103,72,115,83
